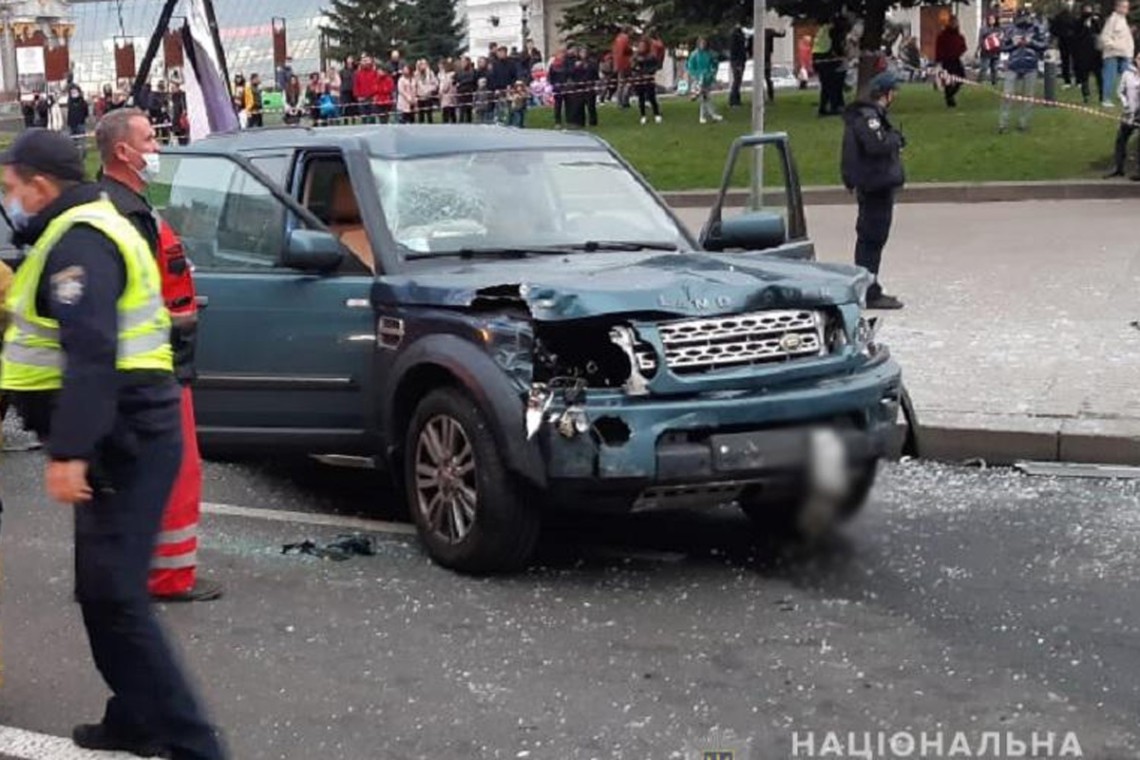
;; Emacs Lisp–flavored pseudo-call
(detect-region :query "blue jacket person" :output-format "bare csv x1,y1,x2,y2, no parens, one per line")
0,129,227,760
841,71,906,310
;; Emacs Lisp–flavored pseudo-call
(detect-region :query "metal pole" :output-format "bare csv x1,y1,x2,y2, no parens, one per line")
132,0,180,102
750,0,766,210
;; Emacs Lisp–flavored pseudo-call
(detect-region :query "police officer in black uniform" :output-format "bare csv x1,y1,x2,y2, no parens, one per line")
841,71,906,310
0,129,227,759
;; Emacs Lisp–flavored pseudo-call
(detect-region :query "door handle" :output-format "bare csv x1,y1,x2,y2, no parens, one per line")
195,295,209,308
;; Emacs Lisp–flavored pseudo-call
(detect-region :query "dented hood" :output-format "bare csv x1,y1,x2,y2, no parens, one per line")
374,252,869,321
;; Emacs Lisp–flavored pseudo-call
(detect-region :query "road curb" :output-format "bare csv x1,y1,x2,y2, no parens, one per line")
908,411,1140,466
662,180,1140,208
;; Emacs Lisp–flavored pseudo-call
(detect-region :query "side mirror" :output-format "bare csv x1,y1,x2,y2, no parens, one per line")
282,229,344,272
701,211,787,252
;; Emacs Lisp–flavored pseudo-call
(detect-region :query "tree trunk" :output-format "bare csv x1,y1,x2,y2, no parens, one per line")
857,0,889,97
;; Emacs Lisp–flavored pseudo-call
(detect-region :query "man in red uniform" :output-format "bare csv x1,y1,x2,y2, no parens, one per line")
94,107,223,602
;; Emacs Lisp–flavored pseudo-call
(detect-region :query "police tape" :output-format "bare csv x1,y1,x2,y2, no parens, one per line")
934,68,1129,125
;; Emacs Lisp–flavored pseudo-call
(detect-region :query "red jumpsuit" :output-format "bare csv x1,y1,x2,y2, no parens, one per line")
148,218,202,597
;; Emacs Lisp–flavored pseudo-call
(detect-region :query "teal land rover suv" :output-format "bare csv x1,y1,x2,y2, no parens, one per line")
150,125,904,573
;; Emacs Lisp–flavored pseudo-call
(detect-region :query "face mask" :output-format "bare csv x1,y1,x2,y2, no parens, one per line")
4,197,29,231
136,151,161,183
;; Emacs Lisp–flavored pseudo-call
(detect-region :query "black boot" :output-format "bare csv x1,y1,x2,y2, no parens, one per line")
73,724,171,758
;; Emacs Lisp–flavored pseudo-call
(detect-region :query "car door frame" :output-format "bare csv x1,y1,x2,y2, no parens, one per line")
157,148,379,452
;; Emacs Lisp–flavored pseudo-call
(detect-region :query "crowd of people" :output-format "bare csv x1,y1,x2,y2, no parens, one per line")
248,30,673,131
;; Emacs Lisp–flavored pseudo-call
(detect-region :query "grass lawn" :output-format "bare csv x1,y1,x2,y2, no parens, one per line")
14,79,1125,191
524,82,1122,190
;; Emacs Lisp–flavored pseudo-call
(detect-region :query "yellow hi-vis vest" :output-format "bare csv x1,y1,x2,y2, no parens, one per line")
0,199,172,392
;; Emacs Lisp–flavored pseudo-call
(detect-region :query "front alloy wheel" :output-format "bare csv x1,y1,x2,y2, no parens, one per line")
403,387,540,573
414,414,477,544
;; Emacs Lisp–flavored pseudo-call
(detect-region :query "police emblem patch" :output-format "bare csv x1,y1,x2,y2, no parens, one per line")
50,265,85,306
867,117,881,130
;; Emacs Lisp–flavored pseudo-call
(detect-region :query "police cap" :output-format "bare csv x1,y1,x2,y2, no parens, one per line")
0,128,85,183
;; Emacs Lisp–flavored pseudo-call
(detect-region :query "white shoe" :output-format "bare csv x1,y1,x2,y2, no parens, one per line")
640,116,647,125
655,115,662,124
1102,100,1115,108
712,114,724,122
700,116,708,124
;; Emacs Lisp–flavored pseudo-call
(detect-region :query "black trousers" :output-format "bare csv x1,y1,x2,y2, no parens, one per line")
76,428,226,760
855,188,895,300
815,60,844,115
729,62,745,106
637,83,659,117
1113,121,1138,174
553,91,564,125
942,58,965,105
1075,58,1103,104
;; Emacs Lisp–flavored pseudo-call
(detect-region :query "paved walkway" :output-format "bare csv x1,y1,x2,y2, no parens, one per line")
675,200,1140,463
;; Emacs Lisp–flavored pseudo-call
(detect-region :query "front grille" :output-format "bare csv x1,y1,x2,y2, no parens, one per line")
656,310,825,374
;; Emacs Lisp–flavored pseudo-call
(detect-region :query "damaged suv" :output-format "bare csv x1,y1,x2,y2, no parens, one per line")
153,126,903,573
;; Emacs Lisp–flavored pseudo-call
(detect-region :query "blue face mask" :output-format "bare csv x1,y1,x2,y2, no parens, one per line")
4,197,29,231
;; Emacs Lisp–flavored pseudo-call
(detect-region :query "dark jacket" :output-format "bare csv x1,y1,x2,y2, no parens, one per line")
1073,12,1104,69
340,65,357,98
489,56,515,91
66,94,89,130
99,176,196,385
8,183,180,462
841,101,905,193
1002,19,1049,74
730,28,748,65
455,67,477,95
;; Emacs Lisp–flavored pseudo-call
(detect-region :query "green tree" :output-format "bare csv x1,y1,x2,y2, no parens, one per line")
557,0,645,53
402,0,467,61
322,0,406,60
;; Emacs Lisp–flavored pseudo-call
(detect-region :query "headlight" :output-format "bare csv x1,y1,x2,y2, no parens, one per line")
854,315,882,357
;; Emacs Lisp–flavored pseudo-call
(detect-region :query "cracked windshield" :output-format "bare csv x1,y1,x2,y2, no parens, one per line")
371,150,690,255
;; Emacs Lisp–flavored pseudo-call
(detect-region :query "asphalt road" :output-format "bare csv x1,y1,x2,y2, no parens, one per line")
0,448,1138,759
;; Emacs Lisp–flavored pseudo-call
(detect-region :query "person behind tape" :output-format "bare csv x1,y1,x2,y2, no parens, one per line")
999,8,1049,133
0,128,227,760
841,71,906,311
1106,52,1140,178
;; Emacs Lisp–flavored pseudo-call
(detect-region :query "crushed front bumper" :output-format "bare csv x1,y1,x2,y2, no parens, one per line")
533,357,902,504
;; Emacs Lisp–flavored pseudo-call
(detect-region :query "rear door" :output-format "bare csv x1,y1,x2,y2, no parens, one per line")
149,151,376,453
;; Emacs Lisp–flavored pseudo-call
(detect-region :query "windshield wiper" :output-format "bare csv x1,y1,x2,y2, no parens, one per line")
406,246,576,261
575,240,679,252
405,241,679,260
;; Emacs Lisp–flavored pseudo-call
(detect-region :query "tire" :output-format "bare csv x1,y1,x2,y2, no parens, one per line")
738,460,879,539
403,387,540,574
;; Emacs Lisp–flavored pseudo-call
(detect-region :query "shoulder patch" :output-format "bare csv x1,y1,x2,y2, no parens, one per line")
50,265,85,306
866,116,881,130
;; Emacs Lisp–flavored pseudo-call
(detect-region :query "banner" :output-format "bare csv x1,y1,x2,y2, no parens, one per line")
15,46,45,94
180,0,238,141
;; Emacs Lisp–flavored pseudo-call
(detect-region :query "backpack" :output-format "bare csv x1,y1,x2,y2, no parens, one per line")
983,32,1002,53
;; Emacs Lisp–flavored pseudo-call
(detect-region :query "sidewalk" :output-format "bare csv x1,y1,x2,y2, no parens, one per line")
661,179,1140,208
673,199,1140,465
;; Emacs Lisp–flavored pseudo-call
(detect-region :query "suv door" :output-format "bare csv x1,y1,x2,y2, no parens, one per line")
148,151,376,453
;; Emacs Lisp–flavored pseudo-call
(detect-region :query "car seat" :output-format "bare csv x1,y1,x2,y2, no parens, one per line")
327,173,374,271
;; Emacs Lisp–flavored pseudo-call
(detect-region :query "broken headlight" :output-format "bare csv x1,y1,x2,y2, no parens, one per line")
854,315,883,357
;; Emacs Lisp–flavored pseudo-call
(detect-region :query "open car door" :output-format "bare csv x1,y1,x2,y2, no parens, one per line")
699,133,815,261
148,150,377,455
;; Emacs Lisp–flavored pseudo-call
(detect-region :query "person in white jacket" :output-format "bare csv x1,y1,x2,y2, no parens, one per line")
1100,0,1134,106
1107,53,1140,177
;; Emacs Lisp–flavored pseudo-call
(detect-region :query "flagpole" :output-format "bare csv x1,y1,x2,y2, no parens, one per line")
131,0,181,104
201,0,232,96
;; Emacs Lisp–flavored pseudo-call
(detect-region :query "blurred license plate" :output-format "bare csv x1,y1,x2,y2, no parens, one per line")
710,429,810,472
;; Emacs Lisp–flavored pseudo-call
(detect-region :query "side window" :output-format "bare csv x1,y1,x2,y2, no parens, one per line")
247,153,293,187
148,155,291,271
300,154,374,272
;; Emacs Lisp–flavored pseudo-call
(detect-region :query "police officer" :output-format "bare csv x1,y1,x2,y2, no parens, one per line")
0,129,227,759
96,107,223,603
840,71,906,310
